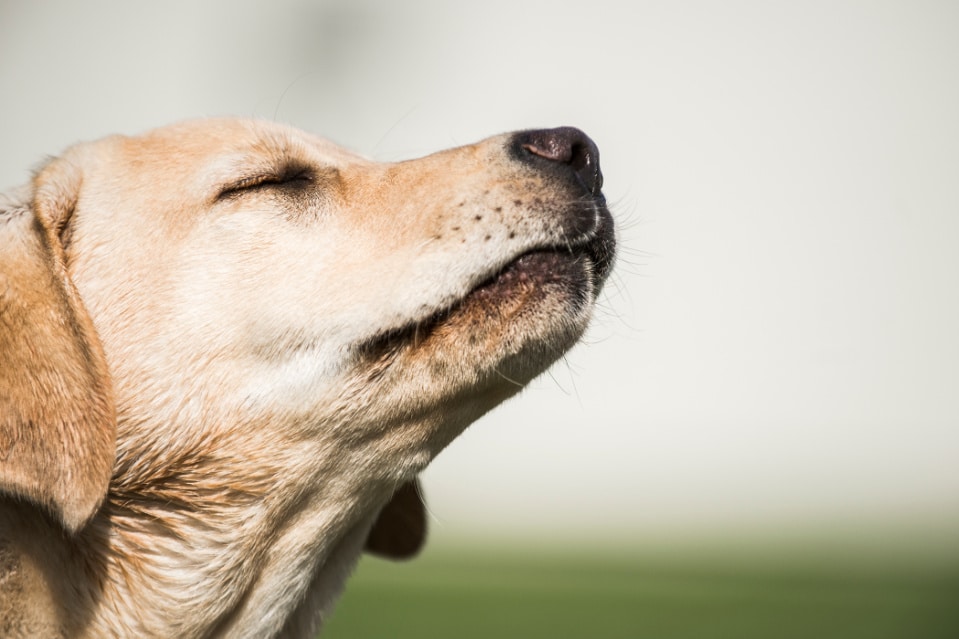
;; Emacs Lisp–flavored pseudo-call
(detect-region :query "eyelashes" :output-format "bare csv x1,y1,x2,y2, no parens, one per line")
217,165,315,201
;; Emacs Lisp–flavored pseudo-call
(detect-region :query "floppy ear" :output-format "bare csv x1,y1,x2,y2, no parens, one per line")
0,156,116,533
365,478,427,559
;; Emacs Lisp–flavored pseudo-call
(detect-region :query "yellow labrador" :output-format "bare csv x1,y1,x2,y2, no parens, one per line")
0,119,614,638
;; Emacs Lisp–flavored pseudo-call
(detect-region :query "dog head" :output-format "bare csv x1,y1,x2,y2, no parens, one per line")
1,120,614,557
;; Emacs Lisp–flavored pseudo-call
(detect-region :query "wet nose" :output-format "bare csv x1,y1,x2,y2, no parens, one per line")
513,127,603,196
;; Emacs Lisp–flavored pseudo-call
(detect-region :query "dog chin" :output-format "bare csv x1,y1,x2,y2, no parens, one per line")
357,249,598,392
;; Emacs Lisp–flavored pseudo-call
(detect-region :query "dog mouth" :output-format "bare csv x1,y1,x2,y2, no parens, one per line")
357,219,615,364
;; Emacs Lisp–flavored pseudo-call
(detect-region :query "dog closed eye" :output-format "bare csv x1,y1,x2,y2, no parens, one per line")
216,164,317,200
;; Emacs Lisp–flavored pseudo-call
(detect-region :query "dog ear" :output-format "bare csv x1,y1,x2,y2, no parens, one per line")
365,478,427,559
0,156,116,533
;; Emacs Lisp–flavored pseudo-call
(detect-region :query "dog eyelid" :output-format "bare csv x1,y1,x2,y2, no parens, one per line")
216,166,315,200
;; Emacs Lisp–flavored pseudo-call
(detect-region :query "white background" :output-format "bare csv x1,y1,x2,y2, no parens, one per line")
2,0,957,545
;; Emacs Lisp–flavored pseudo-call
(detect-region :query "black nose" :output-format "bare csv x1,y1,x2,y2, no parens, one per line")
513,127,603,195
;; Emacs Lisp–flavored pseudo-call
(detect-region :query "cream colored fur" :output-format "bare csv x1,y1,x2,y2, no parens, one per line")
0,119,614,638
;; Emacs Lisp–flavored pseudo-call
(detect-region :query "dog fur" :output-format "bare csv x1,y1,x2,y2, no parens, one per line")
0,119,614,638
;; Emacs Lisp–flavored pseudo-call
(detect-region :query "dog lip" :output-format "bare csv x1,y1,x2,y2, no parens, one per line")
356,185,615,362
452,207,615,312
585,202,616,285
357,227,613,362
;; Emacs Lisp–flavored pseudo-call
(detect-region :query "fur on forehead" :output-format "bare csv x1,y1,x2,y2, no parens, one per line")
129,120,365,203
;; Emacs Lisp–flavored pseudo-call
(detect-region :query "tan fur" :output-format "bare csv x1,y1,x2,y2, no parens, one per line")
0,119,614,638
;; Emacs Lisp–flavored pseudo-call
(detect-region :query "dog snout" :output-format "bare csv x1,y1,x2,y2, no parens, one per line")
513,127,604,196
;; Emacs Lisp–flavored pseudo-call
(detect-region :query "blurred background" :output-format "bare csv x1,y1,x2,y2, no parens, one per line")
3,1,957,636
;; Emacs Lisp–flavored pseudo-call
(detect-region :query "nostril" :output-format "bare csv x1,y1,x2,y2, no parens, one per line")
517,127,603,195
567,141,603,193
521,129,576,164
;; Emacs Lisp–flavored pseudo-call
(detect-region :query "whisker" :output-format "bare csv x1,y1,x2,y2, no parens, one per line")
372,104,422,157
561,355,584,408
545,367,572,396
492,367,524,388
271,71,321,123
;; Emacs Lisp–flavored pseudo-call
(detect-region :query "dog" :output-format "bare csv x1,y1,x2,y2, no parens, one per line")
0,118,615,638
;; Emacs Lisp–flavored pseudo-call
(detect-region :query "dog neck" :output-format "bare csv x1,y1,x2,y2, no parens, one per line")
72,412,397,639
62,315,448,637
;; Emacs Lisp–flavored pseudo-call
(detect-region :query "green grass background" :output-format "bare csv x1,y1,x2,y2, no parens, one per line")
323,539,959,639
